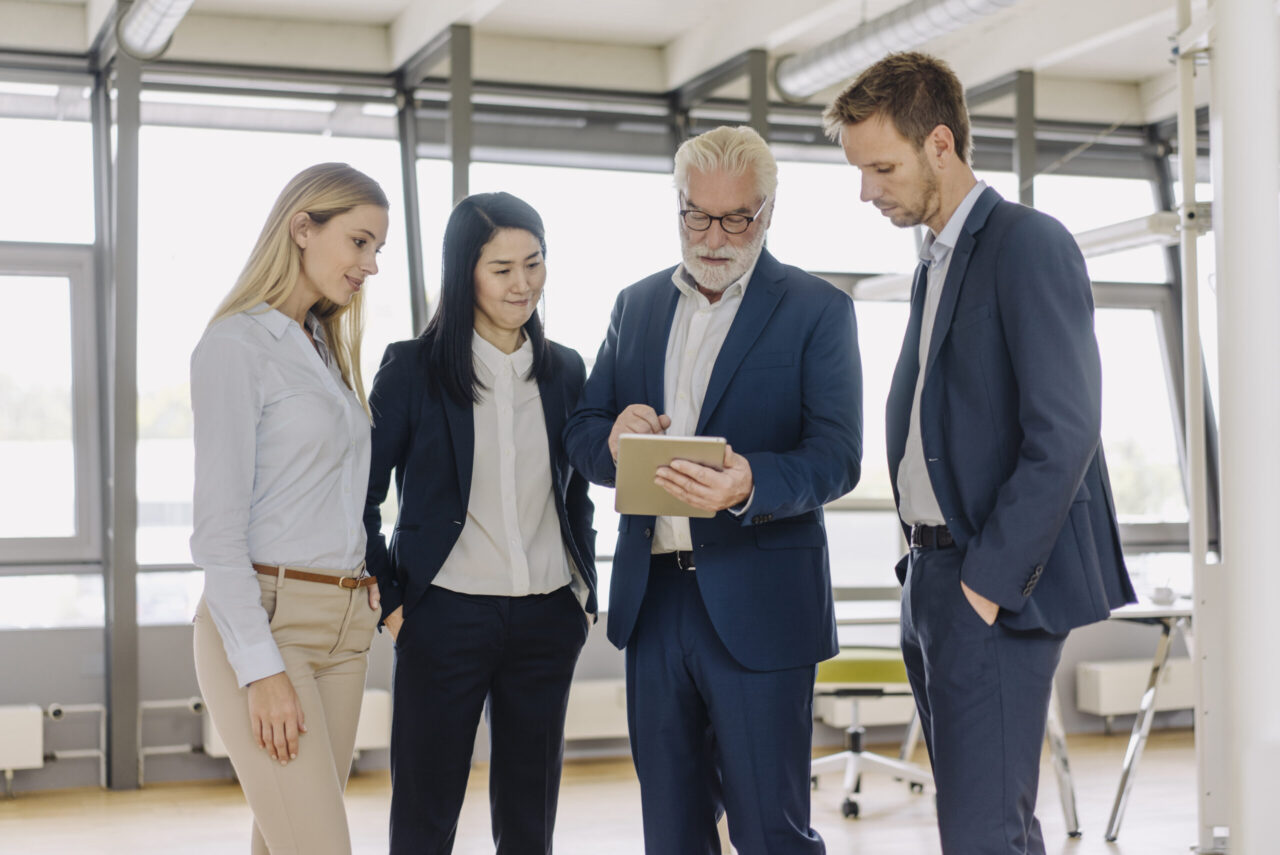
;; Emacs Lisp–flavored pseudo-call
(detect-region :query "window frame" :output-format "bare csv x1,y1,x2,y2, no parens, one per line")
0,241,102,566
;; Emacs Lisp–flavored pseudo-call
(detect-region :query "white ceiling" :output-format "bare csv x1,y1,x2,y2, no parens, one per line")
2,0,1225,124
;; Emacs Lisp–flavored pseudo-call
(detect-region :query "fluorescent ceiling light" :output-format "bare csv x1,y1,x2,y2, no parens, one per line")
117,0,196,61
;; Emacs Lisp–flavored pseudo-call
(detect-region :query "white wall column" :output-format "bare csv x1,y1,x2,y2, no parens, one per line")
1209,0,1280,850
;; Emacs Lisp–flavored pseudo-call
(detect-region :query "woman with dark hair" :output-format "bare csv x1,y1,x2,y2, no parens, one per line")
363,191,597,854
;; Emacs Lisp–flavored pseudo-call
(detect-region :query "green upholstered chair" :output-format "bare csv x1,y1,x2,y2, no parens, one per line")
809,647,933,818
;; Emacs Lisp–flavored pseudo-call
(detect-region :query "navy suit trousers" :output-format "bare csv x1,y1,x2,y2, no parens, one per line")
625,558,826,855
901,546,1066,855
389,585,588,855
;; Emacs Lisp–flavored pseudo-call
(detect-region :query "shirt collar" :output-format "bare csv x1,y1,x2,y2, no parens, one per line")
246,302,292,339
670,248,762,305
919,180,988,266
472,332,534,378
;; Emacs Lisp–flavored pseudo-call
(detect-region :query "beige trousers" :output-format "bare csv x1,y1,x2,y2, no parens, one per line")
194,568,379,855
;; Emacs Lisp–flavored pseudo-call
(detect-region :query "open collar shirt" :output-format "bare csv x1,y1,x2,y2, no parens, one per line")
189,304,370,687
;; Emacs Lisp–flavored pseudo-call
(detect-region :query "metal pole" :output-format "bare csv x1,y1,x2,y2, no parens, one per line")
746,48,769,141
396,88,430,334
1012,70,1035,207
105,50,142,790
1210,0,1280,851
1175,1,1229,851
447,23,472,206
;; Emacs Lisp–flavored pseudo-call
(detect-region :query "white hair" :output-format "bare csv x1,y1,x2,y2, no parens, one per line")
673,125,778,202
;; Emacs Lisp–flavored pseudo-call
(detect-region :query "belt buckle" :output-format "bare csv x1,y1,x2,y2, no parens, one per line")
338,576,360,590
676,551,695,571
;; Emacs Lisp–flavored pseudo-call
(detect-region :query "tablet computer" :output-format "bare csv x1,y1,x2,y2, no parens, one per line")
614,434,727,518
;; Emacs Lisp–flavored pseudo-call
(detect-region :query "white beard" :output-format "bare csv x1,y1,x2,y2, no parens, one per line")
679,226,766,293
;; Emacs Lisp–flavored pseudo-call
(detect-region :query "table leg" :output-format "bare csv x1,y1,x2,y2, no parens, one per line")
1045,681,1080,837
1105,617,1176,842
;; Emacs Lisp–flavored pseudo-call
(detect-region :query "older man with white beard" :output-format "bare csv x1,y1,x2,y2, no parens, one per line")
564,125,863,855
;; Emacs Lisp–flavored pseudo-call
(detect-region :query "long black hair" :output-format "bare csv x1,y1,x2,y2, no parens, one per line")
425,191,554,405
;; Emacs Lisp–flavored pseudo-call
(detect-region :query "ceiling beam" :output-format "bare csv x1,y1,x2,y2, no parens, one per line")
663,0,863,92
390,0,504,71
929,0,1177,89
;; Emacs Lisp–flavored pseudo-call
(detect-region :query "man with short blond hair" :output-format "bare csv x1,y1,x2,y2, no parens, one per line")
827,52,1135,854
564,125,862,855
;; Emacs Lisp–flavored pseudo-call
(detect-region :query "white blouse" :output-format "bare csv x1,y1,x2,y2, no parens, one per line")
189,304,371,687
432,335,574,598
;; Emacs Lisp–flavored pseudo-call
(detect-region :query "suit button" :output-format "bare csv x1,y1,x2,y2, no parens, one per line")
643,528,652,539
604,479,615,487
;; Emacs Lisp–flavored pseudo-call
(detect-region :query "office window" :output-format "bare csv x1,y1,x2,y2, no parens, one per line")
770,161,917,274
0,575,104,629
1096,308,1188,522
0,108,95,244
0,246,100,563
135,118,413,570
0,275,75,539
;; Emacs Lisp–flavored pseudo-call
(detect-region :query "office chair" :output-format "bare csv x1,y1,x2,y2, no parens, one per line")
809,646,933,818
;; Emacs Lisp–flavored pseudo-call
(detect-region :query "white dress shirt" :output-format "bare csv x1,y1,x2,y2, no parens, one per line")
190,305,371,687
897,180,988,525
652,253,761,553
433,334,575,598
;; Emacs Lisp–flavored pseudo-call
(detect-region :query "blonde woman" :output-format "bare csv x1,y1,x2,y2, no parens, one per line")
190,162,389,855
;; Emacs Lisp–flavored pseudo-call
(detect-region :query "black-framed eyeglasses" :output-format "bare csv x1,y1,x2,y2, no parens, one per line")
678,196,769,235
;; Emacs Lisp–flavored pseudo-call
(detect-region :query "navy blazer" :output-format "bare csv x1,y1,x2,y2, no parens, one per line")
563,250,862,672
363,332,598,623
887,187,1135,634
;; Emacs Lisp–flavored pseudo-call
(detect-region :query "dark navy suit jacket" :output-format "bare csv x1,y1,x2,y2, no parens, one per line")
363,332,598,622
887,187,1135,633
563,249,862,672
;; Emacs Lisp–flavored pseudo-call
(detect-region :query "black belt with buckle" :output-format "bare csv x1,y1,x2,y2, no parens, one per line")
910,524,955,550
652,551,696,571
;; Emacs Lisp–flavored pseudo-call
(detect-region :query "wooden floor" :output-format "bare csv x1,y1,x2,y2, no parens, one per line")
0,730,1197,854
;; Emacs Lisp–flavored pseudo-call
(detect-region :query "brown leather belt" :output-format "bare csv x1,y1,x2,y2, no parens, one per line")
252,563,376,590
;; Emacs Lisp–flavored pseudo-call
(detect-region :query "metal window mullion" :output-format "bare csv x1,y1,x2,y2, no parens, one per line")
105,52,141,792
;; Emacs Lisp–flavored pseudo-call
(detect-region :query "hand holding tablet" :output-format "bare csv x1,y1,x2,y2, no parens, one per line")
615,434,727,518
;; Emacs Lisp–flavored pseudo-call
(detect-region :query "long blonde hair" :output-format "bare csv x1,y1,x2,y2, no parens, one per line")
210,162,389,412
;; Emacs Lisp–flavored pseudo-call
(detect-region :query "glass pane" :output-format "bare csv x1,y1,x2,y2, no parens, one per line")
1034,174,1167,284
0,575,103,628
825,510,904,588
0,115,95,245
138,569,204,625
850,301,909,501
1096,308,1188,522
136,121,413,565
0,275,76,538
770,161,917,274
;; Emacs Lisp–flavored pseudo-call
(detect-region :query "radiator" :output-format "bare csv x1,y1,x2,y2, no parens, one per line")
564,679,630,741
203,688,393,759
1075,657,1194,717
0,705,45,772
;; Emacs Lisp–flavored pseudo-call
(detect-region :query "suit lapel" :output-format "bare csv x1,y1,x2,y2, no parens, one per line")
922,186,1002,379
536,366,564,487
644,279,681,408
442,390,475,506
695,251,786,435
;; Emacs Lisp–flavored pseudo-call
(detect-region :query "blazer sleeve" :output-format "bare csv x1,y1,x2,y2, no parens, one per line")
959,213,1103,612
363,341,415,622
739,288,863,522
563,292,625,486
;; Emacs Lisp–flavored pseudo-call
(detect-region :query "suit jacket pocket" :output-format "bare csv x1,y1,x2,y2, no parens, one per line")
741,350,795,370
951,303,992,331
753,521,825,550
